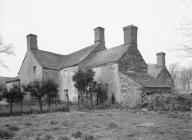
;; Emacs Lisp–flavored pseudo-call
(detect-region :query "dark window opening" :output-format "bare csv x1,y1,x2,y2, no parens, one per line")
33,66,36,73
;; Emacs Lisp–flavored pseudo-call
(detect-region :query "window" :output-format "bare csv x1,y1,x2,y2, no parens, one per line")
33,66,36,73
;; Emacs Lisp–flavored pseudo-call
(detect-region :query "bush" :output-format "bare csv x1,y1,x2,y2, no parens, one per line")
82,134,95,140
0,128,14,139
71,131,82,138
8,126,20,131
57,136,70,140
143,94,192,112
107,122,119,129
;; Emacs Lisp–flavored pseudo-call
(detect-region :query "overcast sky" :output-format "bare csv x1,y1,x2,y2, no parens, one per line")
0,0,190,77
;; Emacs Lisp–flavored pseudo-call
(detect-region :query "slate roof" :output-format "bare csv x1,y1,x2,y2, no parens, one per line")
31,42,101,70
147,64,162,78
6,76,20,83
0,77,12,85
84,44,130,68
31,49,66,70
126,72,171,88
61,42,100,68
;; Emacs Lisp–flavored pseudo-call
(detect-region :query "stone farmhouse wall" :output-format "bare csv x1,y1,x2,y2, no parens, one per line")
59,66,78,101
18,50,42,85
119,72,143,107
93,63,120,103
42,69,60,85
118,45,148,74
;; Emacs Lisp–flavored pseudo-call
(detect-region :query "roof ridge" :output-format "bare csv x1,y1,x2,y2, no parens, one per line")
65,42,99,56
31,48,66,56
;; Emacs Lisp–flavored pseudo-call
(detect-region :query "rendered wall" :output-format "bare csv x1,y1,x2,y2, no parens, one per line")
18,51,42,85
59,66,78,101
42,69,60,85
93,63,120,102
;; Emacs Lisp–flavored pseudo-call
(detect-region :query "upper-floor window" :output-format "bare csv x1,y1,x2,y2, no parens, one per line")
33,66,36,73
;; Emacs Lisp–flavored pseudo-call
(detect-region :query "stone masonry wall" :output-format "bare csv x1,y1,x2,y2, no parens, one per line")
59,66,78,101
93,63,120,103
18,50,42,85
157,67,174,88
42,69,60,85
119,72,143,107
118,45,148,74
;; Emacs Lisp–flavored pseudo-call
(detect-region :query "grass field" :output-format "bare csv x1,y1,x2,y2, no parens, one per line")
0,107,192,140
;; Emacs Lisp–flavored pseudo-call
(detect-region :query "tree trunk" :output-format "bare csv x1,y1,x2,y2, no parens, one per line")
90,93,93,109
66,94,69,112
78,94,81,110
48,101,51,110
38,99,43,112
54,97,57,107
9,102,13,114
20,101,23,113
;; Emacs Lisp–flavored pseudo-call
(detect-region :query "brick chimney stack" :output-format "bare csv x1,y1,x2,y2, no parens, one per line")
156,52,166,67
123,25,138,46
27,34,38,50
94,27,105,45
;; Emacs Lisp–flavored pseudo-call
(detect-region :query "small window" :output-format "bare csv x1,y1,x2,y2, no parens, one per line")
33,66,36,73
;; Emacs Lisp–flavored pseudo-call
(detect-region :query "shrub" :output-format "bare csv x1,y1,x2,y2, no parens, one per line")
143,94,192,112
71,131,82,138
49,120,58,125
8,126,20,131
107,122,118,129
57,136,71,140
0,128,14,139
35,134,55,140
82,134,95,140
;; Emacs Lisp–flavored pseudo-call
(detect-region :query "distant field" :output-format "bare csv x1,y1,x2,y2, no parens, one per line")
0,108,192,140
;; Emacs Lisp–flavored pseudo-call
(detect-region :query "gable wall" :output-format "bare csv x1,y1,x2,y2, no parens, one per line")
18,51,42,85
157,67,174,88
119,72,143,107
118,45,148,74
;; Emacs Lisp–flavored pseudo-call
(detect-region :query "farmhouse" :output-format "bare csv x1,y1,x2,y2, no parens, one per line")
6,25,173,107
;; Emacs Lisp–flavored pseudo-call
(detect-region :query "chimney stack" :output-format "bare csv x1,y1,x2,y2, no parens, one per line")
123,25,138,45
94,27,105,45
27,34,38,50
156,52,166,67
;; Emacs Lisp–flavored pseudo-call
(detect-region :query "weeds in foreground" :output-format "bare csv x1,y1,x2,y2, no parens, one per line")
0,128,14,139
107,122,119,129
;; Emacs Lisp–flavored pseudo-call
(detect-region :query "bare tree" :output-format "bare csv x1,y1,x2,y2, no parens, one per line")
175,1,192,57
180,69,189,89
168,63,178,81
0,36,14,68
180,67,192,89
186,67,192,89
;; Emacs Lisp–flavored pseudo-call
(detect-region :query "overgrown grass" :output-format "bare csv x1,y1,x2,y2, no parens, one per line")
0,128,14,139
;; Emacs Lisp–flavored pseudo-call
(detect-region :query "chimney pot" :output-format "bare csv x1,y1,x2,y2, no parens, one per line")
94,27,105,44
123,25,138,45
156,52,166,67
27,34,38,50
